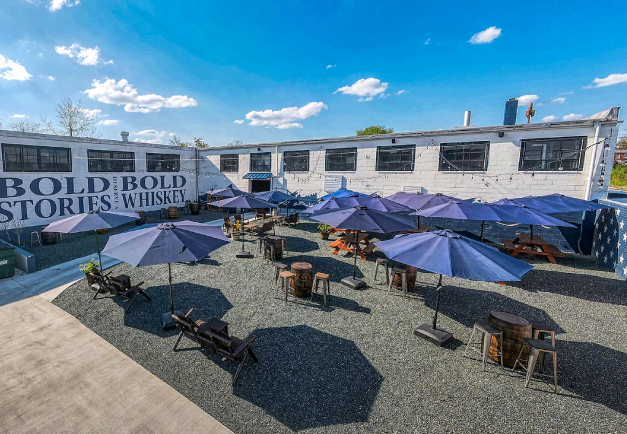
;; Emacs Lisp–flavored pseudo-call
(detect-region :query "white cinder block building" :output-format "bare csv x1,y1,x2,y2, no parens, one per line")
0,130,198,228
199,107,621,204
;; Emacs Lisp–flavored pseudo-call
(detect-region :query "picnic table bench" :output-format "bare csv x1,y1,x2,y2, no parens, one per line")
503,233,564,264
329,232,371,260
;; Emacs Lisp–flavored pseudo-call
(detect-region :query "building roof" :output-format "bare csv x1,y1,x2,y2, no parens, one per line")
203,107,622,151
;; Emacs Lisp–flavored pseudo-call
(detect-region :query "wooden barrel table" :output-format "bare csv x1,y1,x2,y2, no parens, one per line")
168,206,178,220
190,202,200,215
290,262,313,298
487,311,532,368
41,227,57,245
391,264,418,291
264,236,284,261
135,210,146,225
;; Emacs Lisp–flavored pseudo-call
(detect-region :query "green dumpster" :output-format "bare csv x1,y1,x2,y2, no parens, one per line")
0,244,16,279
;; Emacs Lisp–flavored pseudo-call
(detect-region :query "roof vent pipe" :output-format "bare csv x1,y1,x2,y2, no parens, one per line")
464,111,471,127
120,131,129,142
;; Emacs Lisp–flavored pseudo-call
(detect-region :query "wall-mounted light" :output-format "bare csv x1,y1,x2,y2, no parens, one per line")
498,132,505,138
257,147,261,151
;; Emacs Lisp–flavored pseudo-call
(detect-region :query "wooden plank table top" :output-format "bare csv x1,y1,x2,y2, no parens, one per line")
504,233,563,264
329,233,371,260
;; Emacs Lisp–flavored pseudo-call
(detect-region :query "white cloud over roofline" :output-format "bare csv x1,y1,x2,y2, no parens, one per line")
588,73,627,88
55,44,112,66
335,78,388,102
0,54,31,81
245,102,327,129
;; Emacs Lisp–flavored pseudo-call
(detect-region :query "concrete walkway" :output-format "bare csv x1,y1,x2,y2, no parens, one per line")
0,254,233,433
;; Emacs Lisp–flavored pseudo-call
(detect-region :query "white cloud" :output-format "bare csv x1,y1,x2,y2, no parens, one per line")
83,79,198,113
469,26,502,44
80,108,101,118
335,78,388,101
424,38,431,45
12,114,27,118
517,94,540,105
326,64,336,69
49,0,80,12
134,130,175,144
542,115,559,122
588,73,627,88
396,90,405,95
47,75,56,81
559,91,573,95
563,113,583,121
245,102,327,129
0,54,31,81
97,119,119,126
233,119,244,124
55,44,112,66
551,97,566,104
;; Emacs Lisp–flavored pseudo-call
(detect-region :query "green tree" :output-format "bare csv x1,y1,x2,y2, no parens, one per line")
617,136,627,150
356,125,394,136
41,98,99,138
227,140,243,147
194,137,209,148
9,119,44,133
169,135,192,147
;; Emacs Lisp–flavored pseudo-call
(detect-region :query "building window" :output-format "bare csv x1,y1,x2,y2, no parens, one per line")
439,141,489,171
326,147,357,172
88,150,135,172
519,137,586,171
146,153,180,172
250,152,271,172
376,145,416,171
283,150,309,172
1,143,71,172
220,154,239,172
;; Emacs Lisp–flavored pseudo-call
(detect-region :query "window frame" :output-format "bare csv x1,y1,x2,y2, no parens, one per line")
375,144,416,172
518,136,587,172
250,152,271,172
1,143,72,173
220,154,239,173
438,141,490,172
325,147,357,172
283,150,310,173
146,153,181,173
87,149,135,173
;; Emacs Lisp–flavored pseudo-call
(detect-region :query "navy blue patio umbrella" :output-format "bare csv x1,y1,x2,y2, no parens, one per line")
43,210,139,272
310,206,415,288
321,187,368,201
211,194,276,257
207,185,247,198
303,194,412,215
385,192,461,210
254,189,298,216
492,194,609,214
375,230,533,345
102,221,230,328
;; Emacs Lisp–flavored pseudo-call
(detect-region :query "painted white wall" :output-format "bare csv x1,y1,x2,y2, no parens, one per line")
199,122,618,202
0,130,198,227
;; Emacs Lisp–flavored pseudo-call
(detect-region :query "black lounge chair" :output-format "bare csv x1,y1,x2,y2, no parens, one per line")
198,328,258,386
108,278,149,314
171,308,228,352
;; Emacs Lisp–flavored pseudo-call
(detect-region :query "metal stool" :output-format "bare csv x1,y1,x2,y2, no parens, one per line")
184,200,191,215
374,258,389,285
464,322,504,371
311,272,331,306
531,321,556,346
30,230,42,247
512,338,558,393
258,236,267,254
276,271,295,305
389,267,408,296
160,208,167,219
273,262,287,283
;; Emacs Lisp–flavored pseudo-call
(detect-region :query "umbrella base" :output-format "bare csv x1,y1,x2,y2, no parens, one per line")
341,277,367,289
235,250,254,258
414,323,453,346
162,311,184,331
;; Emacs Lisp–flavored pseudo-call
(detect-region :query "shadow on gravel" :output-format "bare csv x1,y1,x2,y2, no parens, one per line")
509,269,627,306
234,325,383,431
280,236,319,253
421,285,564,334
552,341,627,415
121,282,233,336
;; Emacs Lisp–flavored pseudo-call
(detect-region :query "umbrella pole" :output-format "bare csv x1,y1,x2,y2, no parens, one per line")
480,221,485,242
353,230,359,279
168,263,174,314
530,224,534,238
95,230,102,272
432,274,443,330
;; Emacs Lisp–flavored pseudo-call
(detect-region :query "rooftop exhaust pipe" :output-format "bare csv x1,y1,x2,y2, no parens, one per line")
463,111,471,127
120,131,129,142
503,98,518,125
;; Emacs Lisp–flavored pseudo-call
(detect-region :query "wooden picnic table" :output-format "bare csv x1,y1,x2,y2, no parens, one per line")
399,225,430,235
243,223,258,233
502,233,564,264
329,232,373,260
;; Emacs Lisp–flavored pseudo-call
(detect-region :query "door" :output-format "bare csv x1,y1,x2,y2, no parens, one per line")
250,180,271,193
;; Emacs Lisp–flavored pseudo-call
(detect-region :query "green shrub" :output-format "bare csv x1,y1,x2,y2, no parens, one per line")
79,258,100,274
611,164,627,187
318,223,332,233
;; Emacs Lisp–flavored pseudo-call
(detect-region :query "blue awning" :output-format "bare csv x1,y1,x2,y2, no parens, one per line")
243,172,272,179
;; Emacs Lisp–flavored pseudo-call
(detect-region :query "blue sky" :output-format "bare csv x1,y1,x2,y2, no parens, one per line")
1,0,626,145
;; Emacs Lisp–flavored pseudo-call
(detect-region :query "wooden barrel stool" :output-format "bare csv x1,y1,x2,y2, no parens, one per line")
487,311,532,368
168,206,178,220
290,262,313,298
311,272,331,306
390,264,417,293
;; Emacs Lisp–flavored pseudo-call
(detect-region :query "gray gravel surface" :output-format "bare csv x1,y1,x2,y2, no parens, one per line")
53,220,627,433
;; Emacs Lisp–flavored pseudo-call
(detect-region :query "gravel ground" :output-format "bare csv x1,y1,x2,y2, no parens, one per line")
24,209,226,270
53,220,627,433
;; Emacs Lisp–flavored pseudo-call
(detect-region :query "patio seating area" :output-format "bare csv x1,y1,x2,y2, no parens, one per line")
52,220,627,433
